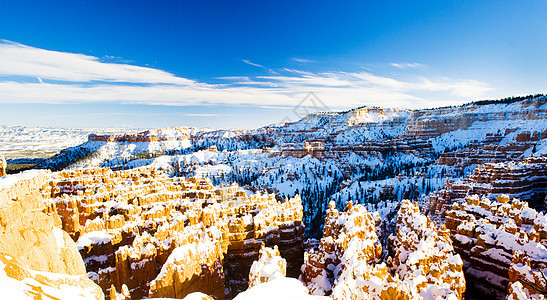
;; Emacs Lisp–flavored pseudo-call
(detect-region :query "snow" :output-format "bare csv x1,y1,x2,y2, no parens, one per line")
0,125,144,159
178,292,214,300
0,169,48,192
234,277,329,300
0,261,100,300
76,231,113,251
507,282,532,300
454,234,473,246
52,227,65,254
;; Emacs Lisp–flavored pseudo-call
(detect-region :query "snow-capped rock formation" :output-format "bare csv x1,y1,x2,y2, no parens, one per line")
235,245,326,300
40,166,304,299
428,156,547,219
445,194,547,298
0,170,104,299
248,245,287,288
390,200,466,299
300,200,465,299
506,251,547,300
3,94,547,298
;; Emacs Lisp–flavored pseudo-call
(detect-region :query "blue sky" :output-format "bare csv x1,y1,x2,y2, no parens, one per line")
0,0,545,129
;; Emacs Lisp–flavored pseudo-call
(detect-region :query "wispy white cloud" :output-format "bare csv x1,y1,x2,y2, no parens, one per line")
391,62,425,69
0,40,494,110
242,59,265,68
0,40,194,84
291,57,315,63
102,55,134,64
181,113,218,117
242,59,278,74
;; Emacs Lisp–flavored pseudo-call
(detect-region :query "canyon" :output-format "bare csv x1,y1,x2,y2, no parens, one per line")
1,95,547,299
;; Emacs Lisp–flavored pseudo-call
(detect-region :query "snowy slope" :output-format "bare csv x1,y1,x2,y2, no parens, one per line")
0,126,143,159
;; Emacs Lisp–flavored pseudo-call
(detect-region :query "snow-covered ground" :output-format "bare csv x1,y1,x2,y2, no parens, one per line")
0,125,144,159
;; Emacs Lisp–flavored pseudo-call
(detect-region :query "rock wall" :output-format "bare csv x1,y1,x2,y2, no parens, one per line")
0,170,86,275
41,166,305,299
281,139,434,163
300,200,465,299
0,155,6,176
435,131,546,173
404,97,547,140
428,156,547,220
88,127,253,145
444,194,547,298
0,170,104,299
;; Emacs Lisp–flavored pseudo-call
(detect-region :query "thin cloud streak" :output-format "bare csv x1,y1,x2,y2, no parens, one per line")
0,40,495,110
391,62,425,69
182,113,218,117
242,59,278,74
291,57,315,63
242,59,265,68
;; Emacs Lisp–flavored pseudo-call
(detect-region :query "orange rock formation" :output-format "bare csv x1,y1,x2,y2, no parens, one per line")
0,170,104,299
0,155,6,176
40,166,304,299
445,194,547,298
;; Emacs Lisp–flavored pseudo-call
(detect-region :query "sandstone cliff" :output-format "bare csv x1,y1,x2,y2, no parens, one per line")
444,194,547,298
0,155,6,176
41,166,304,299
428,156,547,220
0,170,104,299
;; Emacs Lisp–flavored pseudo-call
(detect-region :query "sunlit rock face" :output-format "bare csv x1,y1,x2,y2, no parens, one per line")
0,170,104,299
403,97,547,141
40,166,304,299
300,200,465,299
444,194,547,299
0,155,6,176
428,156,547,220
